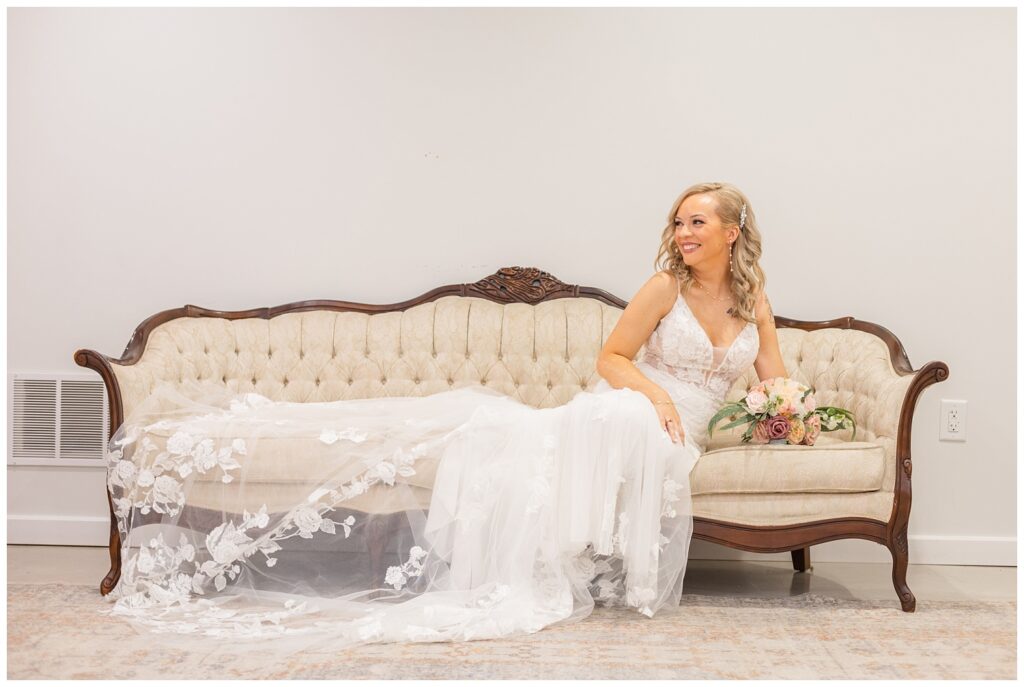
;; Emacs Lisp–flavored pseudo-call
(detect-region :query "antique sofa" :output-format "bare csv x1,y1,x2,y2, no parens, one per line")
74,266,948,612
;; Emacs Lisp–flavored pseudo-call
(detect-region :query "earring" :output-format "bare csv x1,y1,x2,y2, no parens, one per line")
729,242,733,274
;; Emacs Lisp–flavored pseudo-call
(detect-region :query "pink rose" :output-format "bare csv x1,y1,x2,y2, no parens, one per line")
804,414,821,446
767,415,790,440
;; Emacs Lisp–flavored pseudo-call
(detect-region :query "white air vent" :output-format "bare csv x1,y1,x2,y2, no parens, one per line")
8,373,110,467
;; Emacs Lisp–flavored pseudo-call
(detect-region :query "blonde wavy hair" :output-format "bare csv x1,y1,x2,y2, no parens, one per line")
654,181,766,325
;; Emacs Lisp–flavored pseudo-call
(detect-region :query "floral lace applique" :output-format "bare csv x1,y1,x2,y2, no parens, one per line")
319,427,369,445
107,427,246,523
639,293,760,403
384,546,428,590
661,477,684,518
103,407,473,637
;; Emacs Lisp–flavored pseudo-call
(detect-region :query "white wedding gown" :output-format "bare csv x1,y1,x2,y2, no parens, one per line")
103,289,759,651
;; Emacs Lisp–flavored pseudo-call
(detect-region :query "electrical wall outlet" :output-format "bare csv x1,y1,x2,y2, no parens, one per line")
939,400,967,441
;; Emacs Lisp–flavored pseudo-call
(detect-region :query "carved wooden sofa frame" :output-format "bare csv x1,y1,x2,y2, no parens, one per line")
75,266,948,612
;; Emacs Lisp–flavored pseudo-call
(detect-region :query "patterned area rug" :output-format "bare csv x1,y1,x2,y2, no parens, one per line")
7,583,1015,679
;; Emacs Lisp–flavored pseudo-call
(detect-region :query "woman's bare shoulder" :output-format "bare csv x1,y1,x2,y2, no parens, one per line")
647,270,681,309
655,269,681,294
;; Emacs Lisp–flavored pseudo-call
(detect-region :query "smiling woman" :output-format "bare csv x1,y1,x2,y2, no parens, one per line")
608,181,788,435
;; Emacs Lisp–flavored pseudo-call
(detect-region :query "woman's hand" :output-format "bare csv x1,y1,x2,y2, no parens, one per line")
651,398,685,444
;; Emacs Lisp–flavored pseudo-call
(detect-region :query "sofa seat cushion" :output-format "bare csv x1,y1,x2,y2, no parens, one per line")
139,423,885,501
690,439,886,496
692,489,894,527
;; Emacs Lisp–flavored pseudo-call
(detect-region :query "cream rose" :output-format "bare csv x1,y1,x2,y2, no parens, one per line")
152,475,183,506
291,505,324,538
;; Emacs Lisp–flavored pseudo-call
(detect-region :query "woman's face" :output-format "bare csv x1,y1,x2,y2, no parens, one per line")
673,193,734,265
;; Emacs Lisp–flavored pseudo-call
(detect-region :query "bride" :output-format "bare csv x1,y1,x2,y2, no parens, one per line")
103,181,786,651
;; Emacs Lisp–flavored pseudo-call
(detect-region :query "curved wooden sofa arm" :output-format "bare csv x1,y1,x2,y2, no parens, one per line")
72,348,129,595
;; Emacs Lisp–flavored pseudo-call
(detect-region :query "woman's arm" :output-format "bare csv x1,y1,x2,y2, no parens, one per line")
596,271,677,404
752,288,789,383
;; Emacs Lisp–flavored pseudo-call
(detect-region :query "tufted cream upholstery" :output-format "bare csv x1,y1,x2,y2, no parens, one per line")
112,296,627,413
110,295,912,527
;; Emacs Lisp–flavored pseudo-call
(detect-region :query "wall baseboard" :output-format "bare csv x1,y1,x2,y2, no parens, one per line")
8,515,1016,567
7,515,110,546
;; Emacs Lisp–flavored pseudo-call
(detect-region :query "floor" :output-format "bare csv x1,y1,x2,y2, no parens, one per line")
6,544,1017,603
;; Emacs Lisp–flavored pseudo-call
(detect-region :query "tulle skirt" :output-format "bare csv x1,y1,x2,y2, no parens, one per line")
103,368,706,652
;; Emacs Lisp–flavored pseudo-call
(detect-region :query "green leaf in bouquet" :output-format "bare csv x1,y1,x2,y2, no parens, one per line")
739,417,759,443
706,402,746,437
720,414,754,432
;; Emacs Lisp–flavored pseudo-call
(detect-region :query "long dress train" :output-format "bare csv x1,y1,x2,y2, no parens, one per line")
101,286,759,651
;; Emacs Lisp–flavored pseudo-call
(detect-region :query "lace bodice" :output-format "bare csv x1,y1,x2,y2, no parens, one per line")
639,292,760,403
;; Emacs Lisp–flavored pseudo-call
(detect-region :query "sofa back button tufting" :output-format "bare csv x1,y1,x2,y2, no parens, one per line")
414,378,420,384
546,382,553,389
347,378,353,385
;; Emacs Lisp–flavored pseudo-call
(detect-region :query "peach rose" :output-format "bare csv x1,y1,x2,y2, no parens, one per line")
787,416,806,444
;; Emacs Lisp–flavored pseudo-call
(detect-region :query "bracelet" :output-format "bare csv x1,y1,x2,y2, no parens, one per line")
652,400,677,406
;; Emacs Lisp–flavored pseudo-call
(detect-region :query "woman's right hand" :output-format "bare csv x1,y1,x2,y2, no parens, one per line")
651,398,685,444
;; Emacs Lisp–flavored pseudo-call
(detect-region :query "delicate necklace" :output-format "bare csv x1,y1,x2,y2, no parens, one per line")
692,277,736,315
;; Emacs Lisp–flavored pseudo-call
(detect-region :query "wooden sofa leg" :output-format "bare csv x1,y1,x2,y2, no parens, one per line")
888,527,917,612
790,546,811,572
100,497,121,595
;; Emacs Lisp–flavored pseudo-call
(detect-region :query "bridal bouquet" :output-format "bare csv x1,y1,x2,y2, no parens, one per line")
707,376,856,446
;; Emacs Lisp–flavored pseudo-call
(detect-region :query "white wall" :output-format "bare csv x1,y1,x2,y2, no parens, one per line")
7,7,1015,566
